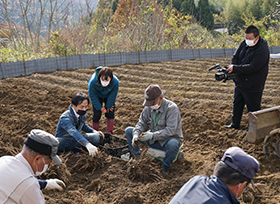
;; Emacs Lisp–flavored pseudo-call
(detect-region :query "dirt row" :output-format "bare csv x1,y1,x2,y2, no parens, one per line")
0,57,280,203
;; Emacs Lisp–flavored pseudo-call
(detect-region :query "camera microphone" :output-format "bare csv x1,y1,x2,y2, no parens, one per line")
208,64,220,71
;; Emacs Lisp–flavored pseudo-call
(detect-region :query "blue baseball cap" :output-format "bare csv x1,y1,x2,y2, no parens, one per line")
221,147,259,187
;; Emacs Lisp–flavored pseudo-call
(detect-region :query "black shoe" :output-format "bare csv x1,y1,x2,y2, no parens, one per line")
177,151,184,161
161,163,170,175
224,124,239,130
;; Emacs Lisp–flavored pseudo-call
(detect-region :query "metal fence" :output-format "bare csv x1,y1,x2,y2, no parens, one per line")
1,46,280,79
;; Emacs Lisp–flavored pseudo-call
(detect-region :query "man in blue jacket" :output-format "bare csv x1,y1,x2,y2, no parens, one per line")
55,92,104,156
169,147,259,204
224,25,270,130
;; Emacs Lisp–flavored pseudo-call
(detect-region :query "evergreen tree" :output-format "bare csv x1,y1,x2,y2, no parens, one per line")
225,0,278,34
172,0,182,12
112,0,119,13
197,0,214,30
157,0,170,7
181,0,196,15
209,0,227,14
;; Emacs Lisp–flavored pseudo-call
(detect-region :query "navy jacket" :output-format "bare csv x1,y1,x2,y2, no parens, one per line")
55,105,95,147
231,36,269,93
88,66,119,110
169,175,239,204
38,179,47,190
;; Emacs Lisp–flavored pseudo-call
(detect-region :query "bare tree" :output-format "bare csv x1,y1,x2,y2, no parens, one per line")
0,0,95,54
52,0,99,54
0,0,19,49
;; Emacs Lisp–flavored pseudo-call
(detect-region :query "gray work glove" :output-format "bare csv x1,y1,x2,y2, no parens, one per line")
45,179,66,191
85,143,98,156
138,131,153,141
132,134,139,149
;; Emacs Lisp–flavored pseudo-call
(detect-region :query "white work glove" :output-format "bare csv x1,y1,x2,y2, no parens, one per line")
138,131,153,141
132,134,139,149
85,143,98,156
97,131,105,141
45,179,66,191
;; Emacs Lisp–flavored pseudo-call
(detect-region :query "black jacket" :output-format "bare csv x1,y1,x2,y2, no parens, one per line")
231,36,270,93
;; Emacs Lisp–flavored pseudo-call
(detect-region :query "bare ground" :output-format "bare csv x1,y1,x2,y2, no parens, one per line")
0,57,280,204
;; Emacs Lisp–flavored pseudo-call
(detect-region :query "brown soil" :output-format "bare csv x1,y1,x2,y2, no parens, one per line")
0,57,280,204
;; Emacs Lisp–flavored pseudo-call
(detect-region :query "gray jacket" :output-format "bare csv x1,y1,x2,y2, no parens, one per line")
133,98,183,146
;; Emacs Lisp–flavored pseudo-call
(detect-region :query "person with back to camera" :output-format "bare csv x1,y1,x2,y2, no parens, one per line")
125,84,184,175
169,146,259,204
88,66,119,135
0,129,66,204
224,25,270,131
55,92,104,156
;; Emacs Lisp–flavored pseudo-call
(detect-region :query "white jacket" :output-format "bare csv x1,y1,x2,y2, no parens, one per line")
0,153,45,204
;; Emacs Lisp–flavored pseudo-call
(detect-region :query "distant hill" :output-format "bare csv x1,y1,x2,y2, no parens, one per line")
60,0,99,11
0,0,99,37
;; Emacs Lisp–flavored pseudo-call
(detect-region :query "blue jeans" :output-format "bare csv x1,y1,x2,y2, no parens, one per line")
125,127,180,167
57,133,100,152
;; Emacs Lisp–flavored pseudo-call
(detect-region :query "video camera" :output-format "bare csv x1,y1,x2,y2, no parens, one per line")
208,64,235,82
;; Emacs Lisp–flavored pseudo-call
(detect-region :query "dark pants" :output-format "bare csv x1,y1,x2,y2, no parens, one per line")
92,97,115,123
231,86,263,129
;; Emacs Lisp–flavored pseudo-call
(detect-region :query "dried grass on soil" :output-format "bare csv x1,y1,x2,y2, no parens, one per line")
72,150,111,173
1,57,280,203
126,150,163,182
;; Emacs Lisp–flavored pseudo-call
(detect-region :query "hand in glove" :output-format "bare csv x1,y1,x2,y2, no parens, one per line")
132,134,139,149
45,179,66,191
138,131,153,141
97,131,105,141
85,143,98,156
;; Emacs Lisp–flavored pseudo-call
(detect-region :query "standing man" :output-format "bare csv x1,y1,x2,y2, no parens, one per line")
125,84,184,175
55,92,104,156
225,25,270,130
169,147,259,204
0,129,65,204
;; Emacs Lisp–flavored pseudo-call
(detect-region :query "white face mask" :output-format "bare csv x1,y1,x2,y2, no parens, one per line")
245,39,256,47
235,183,242,199
36,158,49,176
150,103,160,110
101,80,110,87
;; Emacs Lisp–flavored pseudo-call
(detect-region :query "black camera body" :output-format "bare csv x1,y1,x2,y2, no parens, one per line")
208,64,235,82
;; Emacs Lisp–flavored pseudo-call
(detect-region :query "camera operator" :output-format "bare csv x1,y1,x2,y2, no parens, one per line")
225,25,270,130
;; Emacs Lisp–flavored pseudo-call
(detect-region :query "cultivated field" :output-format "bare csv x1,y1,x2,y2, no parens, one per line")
0,57,280,203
